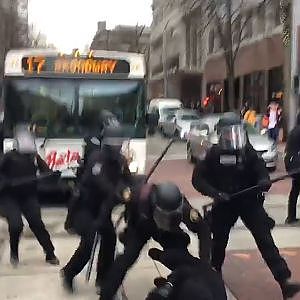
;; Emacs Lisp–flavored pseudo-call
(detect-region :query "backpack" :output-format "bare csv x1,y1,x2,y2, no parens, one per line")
262,115,269,128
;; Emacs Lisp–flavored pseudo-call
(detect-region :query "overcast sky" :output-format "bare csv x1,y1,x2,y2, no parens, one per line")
28,0,153,52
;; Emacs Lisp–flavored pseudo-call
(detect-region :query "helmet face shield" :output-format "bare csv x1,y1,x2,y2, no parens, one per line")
219,125,247,151
14,125,37,154
153,200,183,232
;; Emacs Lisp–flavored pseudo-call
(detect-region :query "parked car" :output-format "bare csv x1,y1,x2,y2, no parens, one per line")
187,113,278,171
148,98,183,130
162,109,201,139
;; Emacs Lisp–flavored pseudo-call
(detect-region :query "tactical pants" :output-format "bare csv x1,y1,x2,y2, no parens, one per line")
0,195,55,257
100,227,191,300
287,176,300,221
211,199,291,283
63,210,116,284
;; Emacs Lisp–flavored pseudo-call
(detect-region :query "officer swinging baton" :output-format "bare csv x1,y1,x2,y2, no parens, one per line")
231,167,300,199
85,138,176,283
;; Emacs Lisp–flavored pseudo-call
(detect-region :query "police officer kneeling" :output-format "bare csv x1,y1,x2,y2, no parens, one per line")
61,126,133,293
100,182,211,300
146,249,227,300
0,125,59,266
192,117,300,299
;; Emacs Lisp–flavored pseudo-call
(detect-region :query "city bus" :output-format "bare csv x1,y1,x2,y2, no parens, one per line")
1,49,147,184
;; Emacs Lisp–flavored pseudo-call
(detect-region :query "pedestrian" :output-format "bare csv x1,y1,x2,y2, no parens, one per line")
0,125,60,266
266,100,282,142
146,249,227,300
240,100,249,119
192,115,300,299
61,125,134,294
99,182,211,300
243,105,257,127
284,112,300,225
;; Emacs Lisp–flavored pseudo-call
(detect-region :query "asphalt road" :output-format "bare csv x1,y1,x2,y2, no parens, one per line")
146,132,290,198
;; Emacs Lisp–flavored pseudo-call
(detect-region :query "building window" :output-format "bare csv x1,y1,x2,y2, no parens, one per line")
257,3,265,34
244,10,253,39
208,29,214,54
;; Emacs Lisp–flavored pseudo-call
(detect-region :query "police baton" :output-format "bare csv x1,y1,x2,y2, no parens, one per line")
146,138,175,182
85,231,100,282
231,167,300,199
0,171,59,191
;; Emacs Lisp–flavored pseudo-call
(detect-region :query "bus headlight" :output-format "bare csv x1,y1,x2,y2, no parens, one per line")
129,161,139,174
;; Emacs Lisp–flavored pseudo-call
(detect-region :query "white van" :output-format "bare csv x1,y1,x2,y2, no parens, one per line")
148,98,183,129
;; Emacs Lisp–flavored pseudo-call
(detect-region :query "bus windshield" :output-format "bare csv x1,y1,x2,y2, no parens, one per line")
3,78,146,138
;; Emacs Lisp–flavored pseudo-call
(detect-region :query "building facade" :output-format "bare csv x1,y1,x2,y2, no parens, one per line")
149,0,284,112
90,21,150,54
149,0,202,106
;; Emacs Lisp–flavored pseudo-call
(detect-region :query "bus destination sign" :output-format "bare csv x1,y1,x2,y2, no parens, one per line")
21,55,131,75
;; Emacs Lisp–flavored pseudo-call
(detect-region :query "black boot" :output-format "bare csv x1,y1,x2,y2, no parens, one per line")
60,269,74,293
280,279,300,299
45,252,60,265
95,279,102,295
285,218,300,225
10,252,19,267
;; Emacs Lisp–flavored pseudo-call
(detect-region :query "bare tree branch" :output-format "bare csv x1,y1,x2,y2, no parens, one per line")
233,13,251,61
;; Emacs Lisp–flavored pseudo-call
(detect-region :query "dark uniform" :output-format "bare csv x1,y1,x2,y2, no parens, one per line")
0,126,59,266
146,249,227,300
61,127,133,292
284,113,300,224
192,117,300,298
100,182,211,300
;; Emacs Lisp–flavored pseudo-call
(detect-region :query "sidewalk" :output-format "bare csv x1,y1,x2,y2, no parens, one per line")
1,194,300,299
0,207,236,300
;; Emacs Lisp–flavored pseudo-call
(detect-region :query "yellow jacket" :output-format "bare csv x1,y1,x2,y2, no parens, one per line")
244,110,256,126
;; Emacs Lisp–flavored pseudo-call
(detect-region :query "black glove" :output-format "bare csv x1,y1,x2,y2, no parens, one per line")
215,192,231,203
0,179,10,192
258,178,272,192
93,219,106,234
53,170,61,179
146,283,173,300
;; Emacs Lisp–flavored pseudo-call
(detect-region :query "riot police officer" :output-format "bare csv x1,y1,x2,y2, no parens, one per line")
61,125,133,293
284,112,300,224
100,182,211,300
146,249,227,300
192,116,300,299
0,125,59,266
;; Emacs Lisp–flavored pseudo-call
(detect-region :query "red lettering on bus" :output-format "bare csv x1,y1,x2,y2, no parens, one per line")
46,150,81,169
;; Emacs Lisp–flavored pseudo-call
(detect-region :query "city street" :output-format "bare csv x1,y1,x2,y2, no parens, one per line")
148,133,300,299
1,133,300,299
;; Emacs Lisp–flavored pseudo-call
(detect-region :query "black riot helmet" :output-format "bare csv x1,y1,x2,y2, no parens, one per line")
13,124,37,155
101,125,127,161
150,182,183,232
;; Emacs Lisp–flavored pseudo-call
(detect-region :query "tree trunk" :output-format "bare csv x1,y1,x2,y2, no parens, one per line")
227,67,235,111
225,0,235,111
